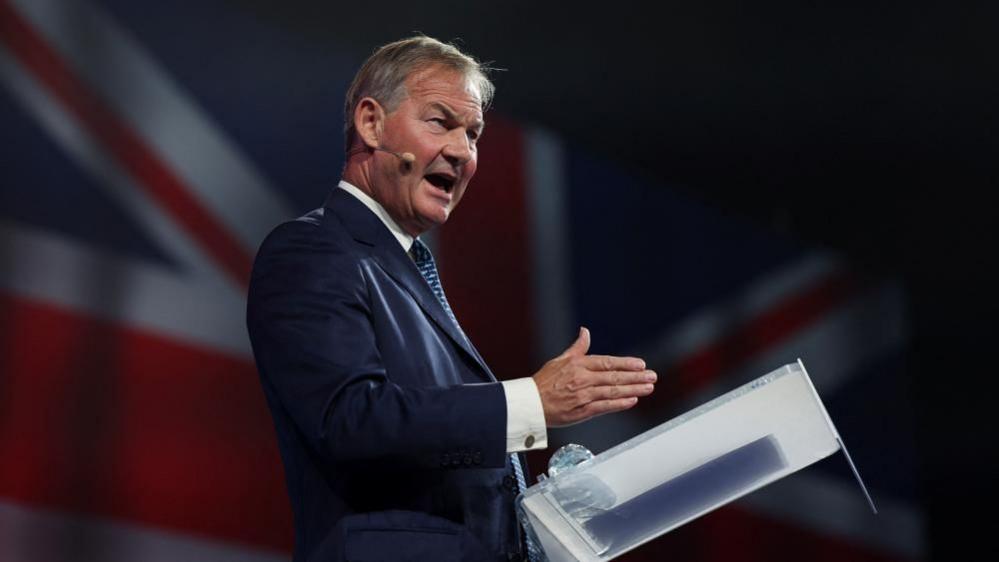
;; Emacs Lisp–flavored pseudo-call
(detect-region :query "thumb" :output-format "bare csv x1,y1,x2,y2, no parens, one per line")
559,327,591,359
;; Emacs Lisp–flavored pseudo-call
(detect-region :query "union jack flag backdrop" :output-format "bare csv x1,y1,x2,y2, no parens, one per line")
0,1,922,560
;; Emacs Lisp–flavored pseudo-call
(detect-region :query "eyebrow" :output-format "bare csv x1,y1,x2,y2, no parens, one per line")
428,102,485,134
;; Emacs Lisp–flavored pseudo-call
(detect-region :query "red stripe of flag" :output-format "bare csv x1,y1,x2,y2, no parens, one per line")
0,1,253,287
0,294,292,551
438,114,535,381
646,268,868,409
437,118,552,478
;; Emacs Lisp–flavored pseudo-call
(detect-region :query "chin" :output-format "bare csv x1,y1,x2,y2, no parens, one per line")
416,203,452,227
427,210,450,227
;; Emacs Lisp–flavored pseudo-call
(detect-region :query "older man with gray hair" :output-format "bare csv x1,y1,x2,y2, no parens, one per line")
247,35,656,562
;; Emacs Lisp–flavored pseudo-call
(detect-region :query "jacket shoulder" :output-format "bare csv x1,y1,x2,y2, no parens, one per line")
248,206,368,295
254,205,360,261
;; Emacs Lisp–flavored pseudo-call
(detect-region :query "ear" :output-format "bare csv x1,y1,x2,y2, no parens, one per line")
354,97,385,151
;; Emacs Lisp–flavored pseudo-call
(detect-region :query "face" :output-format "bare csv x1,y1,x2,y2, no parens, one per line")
366,67,484,237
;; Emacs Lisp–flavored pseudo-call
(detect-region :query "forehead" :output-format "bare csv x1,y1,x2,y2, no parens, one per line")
402,66,483,118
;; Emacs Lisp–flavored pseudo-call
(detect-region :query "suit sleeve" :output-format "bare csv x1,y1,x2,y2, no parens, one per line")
247,221,508,470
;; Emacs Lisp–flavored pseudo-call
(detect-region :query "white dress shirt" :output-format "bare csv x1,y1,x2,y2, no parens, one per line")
338,181,547,453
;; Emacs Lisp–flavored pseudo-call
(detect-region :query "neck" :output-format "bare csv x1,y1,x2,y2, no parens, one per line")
342,153,377,193
341,157,427,240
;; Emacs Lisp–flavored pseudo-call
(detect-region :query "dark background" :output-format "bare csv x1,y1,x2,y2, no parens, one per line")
229,0,997,556
2,0,993,558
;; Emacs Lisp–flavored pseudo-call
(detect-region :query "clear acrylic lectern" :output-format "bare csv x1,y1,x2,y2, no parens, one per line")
517,360,876,561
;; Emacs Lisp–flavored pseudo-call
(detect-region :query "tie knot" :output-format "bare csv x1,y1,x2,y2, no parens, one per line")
411,238,437,268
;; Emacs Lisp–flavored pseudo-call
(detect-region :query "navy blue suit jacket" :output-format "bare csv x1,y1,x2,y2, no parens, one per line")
247,188,527,562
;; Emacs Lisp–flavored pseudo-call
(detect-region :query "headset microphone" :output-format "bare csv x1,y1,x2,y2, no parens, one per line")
345,146,416,167
374,147,415,165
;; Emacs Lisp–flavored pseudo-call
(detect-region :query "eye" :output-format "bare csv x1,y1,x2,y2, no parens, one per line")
428,117,447,128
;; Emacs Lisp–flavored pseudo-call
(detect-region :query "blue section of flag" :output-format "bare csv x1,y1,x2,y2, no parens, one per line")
818,349,919,502
0,86,176,267
96,0,357,215
565,149,805,354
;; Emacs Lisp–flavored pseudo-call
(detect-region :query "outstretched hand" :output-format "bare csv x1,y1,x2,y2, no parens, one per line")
532,327,656,427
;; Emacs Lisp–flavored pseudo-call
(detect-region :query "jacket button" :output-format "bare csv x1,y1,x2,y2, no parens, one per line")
472,452,482,465
463,454,473,466
440,453,450,467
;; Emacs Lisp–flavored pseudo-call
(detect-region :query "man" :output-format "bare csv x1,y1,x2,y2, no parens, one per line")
247,36,656,562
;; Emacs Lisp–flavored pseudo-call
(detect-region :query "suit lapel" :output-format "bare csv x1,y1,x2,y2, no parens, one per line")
325,188,497,382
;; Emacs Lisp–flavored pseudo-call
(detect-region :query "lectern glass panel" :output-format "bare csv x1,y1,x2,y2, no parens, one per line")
518,362,847,562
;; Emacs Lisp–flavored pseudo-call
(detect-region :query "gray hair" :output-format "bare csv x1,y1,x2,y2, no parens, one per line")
343,35,494,152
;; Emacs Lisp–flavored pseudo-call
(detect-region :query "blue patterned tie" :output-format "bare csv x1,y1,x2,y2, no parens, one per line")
410,239,542,562
410,239,459,326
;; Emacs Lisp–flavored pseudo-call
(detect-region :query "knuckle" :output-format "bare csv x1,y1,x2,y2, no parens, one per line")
565,375,579,392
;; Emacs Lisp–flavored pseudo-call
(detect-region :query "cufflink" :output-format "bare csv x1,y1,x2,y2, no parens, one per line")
524,434,535,448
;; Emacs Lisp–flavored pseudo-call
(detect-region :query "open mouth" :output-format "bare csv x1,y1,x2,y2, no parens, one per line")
424,173,456,193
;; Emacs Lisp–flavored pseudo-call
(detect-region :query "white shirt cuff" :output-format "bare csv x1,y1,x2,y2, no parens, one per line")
501,377,548,453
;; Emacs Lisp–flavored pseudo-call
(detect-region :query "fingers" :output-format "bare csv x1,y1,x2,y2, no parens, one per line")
567,397,639,424
554,370,655,393
557,326,591,360
584,382,655,403
567,382,653,408
579,354,645,372
537,328,656,427
588,369,657,387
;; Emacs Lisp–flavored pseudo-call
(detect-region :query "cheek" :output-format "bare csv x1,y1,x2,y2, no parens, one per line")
455,159,477,198
462,158,478,185
411,133,439,157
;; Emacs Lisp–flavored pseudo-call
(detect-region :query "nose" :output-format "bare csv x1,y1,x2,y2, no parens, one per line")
441,129,474,167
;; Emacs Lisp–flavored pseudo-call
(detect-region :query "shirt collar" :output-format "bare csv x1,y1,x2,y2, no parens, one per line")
338,180,415,252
